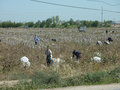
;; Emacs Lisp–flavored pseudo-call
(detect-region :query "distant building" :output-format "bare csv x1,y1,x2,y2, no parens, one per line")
78,26,87,32
111,21,120,27
24,25,29,28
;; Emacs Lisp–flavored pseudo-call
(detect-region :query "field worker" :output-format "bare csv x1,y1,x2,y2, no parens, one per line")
106,30,108,34
108,37,113,42
72,50,82,61
45,46,53,66
34,35,39,45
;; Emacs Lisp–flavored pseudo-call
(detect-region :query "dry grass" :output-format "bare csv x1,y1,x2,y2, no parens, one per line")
0,27,120,80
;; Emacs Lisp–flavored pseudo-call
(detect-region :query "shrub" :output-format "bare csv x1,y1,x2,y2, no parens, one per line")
64,76,81,86
81,71,108,84
109,67,120,79
32,71,60,85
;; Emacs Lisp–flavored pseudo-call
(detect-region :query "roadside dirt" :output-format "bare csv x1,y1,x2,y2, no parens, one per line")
0,79,31,87
47,83,120,90
0,80,19,87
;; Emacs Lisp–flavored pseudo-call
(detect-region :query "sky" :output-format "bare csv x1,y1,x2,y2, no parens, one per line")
0,0,120,22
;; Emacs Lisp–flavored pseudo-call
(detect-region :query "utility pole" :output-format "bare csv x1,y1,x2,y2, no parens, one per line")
101,7,103,27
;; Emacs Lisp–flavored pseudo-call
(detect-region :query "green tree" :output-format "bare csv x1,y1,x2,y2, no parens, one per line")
0,23,2,27
56,16,59,25
69,18,74,25
91,21,99,27
75,20,81,26
14,22,23,27
62,22,69,27
40,20,46,28
52,16,55,24
46,18,52,27
25,22,34,27
34,20,41,27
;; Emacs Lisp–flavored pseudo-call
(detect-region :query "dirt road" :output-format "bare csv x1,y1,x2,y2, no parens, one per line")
0,80,120,90
47,83,120,90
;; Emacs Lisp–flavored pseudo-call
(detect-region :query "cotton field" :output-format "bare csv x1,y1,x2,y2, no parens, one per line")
0,27,120,79
0,28,119,49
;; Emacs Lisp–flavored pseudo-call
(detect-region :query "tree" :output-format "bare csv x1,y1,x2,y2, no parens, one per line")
56,16,59,25
46,18,52,27
69,18,74,25
14,22,23,27
91,21,99,27
75,20,81,26
52,16,55,24
62,22,69,27
35,20,41,27
40,20,46,28
25,22,34,27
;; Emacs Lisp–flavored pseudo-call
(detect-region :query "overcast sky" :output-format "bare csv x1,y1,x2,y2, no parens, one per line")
0,0,120,22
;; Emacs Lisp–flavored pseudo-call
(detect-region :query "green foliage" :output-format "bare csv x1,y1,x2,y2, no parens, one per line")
56,16,60,25
69,18,74,25
103,20,112,27
7,73,30,80
40,20,46,28
91,21,100,27
46,18,52,27
32,71,60,85
0,21,23,28
3,67,120,89
64,76,81,86
0,16,112,28
81,71,108,84
109,67,120,79
25,22,34,27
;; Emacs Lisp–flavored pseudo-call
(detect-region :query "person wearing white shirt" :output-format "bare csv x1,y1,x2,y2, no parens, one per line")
45,46,53,66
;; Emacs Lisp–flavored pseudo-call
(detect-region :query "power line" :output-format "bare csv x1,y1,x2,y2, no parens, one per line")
31,0,100,11
31,0,120,13
87,0,120,6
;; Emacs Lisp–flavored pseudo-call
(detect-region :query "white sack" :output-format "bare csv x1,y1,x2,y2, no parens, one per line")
91,56,101,62
20,56,30,67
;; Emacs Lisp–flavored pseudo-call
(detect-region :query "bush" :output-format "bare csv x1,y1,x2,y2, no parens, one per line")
64,76,81,86
32,71,60,85
109,67,120,79
2,67,120,89
81,71,108,84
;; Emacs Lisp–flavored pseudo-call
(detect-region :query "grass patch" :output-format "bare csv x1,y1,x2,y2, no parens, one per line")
3,67,120,89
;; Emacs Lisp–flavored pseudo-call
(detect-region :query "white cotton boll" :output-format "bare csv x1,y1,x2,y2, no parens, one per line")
20,56,30,67
94,52,101,57
91,56,101,62
56,58,60,63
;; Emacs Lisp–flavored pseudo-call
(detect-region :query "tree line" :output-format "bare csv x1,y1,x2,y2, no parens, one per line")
0,16,112,28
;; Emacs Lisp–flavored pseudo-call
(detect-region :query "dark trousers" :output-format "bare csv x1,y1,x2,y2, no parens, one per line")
76,55,80,61
35,42,38,45
46,56,53,66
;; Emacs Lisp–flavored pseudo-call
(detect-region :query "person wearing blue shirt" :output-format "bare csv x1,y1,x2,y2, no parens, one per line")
72,50,81,61
34,35,39,45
